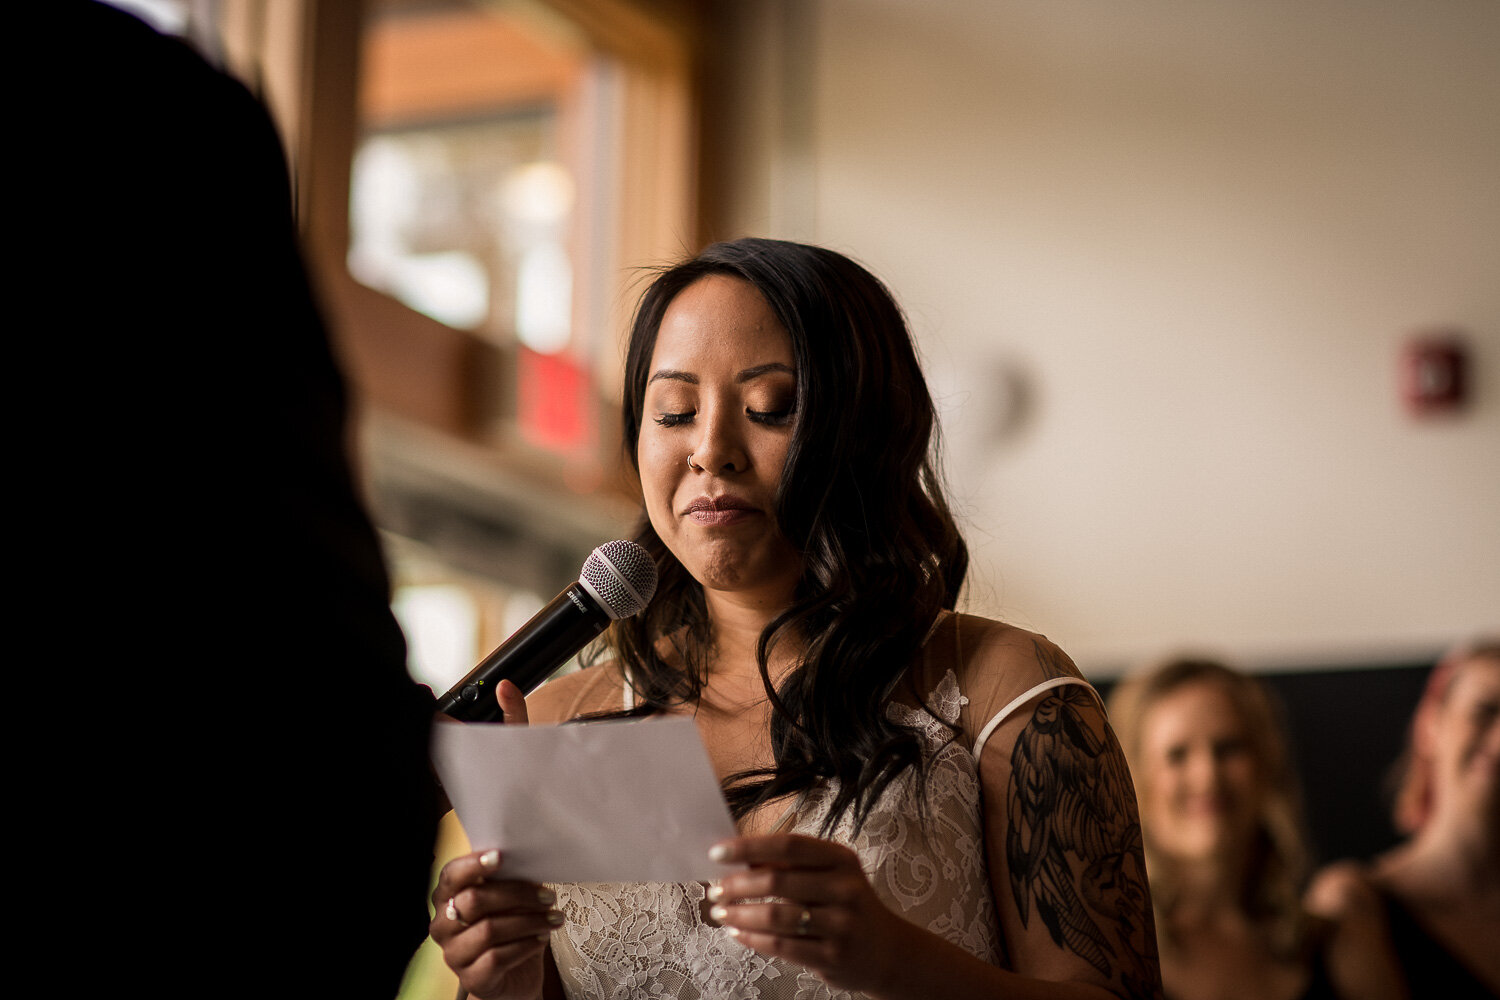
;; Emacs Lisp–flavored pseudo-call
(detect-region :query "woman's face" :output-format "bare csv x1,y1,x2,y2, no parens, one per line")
637,274,802,607
1138,681,1262,865
1427,656,1500,821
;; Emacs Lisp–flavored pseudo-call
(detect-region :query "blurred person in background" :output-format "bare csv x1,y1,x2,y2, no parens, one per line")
1109,658,1405,1000
1308,638,1499,998
427,238,1163,1000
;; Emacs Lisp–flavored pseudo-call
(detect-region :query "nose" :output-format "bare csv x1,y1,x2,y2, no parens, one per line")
1183,747,1219,793
688,405,748,474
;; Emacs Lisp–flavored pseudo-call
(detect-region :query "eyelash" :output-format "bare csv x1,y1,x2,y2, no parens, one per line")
751,405,796,426
653,406,797,428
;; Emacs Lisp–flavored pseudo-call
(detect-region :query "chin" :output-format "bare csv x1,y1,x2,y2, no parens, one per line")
1167,824,1247,863
688,540,753,585
686,538,799,595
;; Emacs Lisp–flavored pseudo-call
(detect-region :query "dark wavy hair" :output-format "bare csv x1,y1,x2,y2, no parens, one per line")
606,237,968,834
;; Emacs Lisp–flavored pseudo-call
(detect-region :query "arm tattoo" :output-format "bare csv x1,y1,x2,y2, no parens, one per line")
1007,686,1162,998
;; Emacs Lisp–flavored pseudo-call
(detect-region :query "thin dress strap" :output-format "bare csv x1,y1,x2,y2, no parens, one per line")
971,676,1099,761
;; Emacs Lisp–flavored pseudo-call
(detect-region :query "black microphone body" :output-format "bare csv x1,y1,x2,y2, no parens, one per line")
434,583,609,721
434,540,658,722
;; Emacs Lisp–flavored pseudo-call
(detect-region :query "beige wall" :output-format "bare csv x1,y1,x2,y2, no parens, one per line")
718,0,1500,674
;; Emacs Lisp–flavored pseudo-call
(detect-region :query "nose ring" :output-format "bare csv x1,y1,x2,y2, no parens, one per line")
687,454,703,471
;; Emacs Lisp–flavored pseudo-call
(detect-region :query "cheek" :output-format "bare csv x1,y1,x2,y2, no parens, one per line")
1447,725,1483,768
1142,771,1178,818
637,438,679,520
766,434,792,474
1141,781,1188,849
1223,756,1259,790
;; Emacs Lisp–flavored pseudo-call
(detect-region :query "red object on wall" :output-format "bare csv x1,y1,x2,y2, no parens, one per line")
1401,332,1468,417
518,347,592,453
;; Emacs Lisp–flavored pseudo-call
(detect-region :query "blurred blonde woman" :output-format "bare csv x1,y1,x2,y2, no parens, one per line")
1109,658,1405,1000
1308,638,1499,998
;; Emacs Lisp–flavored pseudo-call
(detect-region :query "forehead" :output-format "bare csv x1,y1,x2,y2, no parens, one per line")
1141,681,1248,744
650,274,792,368
1446,658,1500,705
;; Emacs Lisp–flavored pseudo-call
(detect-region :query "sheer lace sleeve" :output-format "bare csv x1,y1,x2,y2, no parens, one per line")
944,616,1162,998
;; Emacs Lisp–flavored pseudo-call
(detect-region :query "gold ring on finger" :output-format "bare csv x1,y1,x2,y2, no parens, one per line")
796,907,812,936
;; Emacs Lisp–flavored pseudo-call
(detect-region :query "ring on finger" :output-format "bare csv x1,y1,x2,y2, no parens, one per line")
445,896,469,927
795,907,812,937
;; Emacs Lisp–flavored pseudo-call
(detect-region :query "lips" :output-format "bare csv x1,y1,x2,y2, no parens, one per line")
1177,793,1237,818
684,495,760,525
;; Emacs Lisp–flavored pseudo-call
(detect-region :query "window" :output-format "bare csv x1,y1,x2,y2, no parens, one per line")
202,0,697,693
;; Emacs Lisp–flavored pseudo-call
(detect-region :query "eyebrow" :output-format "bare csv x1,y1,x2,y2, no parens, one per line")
647,362,794,386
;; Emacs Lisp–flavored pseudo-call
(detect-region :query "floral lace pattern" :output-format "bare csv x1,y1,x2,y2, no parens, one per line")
549,670,1002,999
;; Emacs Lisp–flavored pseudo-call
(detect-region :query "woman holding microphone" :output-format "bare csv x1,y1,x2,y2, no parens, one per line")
430,238,1162,1000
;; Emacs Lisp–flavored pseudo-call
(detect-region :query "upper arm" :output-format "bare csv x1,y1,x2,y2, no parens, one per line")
970,641,1163,999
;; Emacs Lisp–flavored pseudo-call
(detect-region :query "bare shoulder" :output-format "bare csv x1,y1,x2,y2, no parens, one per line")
525,662,627,724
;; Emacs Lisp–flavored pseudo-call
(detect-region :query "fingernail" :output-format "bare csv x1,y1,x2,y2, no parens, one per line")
547,909,566,927
537,887,557,906
726,926,742,939
479,850,500,871
706,884,724,902
708,843,733,863
709,904,728,922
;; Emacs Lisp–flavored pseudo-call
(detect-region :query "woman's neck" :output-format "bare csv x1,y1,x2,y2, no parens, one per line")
1163,854,1253,927
698,587,801,704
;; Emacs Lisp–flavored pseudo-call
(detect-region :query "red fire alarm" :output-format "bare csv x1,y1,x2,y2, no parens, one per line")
1401,331,1469,417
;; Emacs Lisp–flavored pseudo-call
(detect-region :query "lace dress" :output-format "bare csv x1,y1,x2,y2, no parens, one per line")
547,668,1094,1000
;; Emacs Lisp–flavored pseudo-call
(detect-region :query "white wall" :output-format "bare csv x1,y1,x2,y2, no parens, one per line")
722,0,1500,675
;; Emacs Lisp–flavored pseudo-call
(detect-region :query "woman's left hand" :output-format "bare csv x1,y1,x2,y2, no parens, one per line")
707,833,913,995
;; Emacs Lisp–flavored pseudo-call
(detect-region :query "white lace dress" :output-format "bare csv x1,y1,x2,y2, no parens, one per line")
546,669,1087,1000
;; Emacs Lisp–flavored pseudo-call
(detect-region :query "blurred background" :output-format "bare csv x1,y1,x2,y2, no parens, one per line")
109,0,1495,994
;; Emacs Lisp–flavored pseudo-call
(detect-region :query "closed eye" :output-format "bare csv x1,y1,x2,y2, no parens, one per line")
747,405,796,426
1213,737,1250,761
654,411,694,427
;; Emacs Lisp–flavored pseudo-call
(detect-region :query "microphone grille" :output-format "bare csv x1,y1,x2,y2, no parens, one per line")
580,540,658,620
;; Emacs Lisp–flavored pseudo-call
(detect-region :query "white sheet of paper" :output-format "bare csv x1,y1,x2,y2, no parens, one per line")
431,716,739,884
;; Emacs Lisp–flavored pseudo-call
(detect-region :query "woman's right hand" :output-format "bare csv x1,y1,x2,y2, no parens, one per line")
1305,861,1409,1000
430,849,561,1000
430,680,559,1000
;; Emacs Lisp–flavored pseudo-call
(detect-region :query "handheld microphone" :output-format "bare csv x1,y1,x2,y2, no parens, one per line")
434,540,658,721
